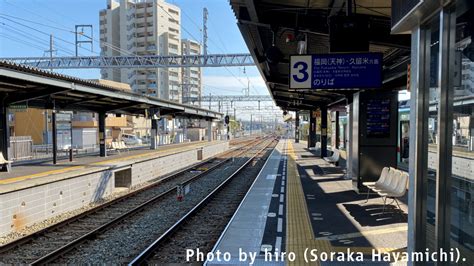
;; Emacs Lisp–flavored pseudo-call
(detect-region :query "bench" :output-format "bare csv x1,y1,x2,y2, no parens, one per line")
323,149,340,164
110,141,130,153
107,142,116,152
362,167,408,213
118,141,130,151
0,152,12,172
363,166,391,203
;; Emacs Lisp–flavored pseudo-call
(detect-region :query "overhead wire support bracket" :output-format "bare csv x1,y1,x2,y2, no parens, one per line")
75,25,93,56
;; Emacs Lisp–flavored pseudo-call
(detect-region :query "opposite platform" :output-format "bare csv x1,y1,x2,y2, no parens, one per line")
0,141,225,191
0,140,229,238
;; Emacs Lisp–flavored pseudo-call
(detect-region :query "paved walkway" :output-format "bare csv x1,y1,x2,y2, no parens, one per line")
286,140,407,265
207,139,408,265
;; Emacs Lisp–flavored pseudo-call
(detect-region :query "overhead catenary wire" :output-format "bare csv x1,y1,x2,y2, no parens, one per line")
0,22,76,56
0,33,47,51
1,2,263,103
0,13,123,77
0,6,173,92
3,0,79,30
31,0,84,25
0,16,92,54
173,5,260,96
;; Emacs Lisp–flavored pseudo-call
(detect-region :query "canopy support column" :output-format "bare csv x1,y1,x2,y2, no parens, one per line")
335,111,340,149
0,103,10,162
52,110,57,164
207,120,212,142
321,106,328,157
295,111,300,143
308,110,316,148
151,118,159,150
99,112,107,157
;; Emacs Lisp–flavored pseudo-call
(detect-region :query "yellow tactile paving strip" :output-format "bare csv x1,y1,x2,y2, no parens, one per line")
0,141,208,185
0,166,86,185
286,140,330,266
285,140,405,265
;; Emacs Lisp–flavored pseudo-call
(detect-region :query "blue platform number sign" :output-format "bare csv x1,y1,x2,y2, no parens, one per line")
290,53,382,89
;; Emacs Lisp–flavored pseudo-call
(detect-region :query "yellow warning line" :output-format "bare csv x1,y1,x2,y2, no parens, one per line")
286,140,330,266
285,140,404,264
0,142,206,185
0,166,86,185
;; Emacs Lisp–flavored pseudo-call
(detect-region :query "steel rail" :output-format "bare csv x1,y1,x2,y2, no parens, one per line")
128,138,275,265
29,138,270,265
0,139,254,255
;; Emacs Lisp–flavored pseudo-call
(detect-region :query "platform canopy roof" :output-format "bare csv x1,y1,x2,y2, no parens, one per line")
0,61,223,120
230,0,410,111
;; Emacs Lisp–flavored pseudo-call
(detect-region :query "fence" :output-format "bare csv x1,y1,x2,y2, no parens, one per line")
9,136,33,161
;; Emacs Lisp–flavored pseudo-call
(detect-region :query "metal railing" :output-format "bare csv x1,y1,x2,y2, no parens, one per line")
9,136,33,161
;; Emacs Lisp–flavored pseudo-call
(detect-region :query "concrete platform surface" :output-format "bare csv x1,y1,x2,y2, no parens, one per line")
208,139,407,265
285,140,407,265
208,140,286,265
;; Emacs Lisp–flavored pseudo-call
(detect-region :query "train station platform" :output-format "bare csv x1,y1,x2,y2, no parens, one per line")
0,141,222,189
209,139,407,265
0,140,229,238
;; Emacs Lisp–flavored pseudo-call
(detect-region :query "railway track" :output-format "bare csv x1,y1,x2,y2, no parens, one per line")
130,138,277,265
0,137,266,265
45,138,274,264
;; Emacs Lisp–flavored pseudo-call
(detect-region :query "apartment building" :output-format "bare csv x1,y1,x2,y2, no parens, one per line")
99,0,182,101
181,39,202,106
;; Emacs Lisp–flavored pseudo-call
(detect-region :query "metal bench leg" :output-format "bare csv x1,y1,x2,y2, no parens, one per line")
382,197,387,214
392,198,406,220
394,198,402,211
364,188,371,203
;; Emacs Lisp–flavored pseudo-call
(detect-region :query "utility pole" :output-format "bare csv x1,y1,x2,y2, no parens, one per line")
246,80,250,96
250,114,253,136
234,108,237,138
208,93,212,109
274,115,277,132
49,34,54,72
43,34,57,146
203,8,208,57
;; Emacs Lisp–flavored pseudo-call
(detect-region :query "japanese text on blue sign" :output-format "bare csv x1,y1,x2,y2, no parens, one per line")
290,53,382,89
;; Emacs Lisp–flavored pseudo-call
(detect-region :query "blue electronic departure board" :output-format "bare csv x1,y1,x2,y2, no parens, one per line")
290,53,383,89
366,98,391,138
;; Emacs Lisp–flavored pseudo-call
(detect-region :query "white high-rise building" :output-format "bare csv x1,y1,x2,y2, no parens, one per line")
181,39,202,106
100,0,182,102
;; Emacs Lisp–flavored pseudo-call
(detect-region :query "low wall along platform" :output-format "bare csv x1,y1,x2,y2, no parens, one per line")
0,141,229,237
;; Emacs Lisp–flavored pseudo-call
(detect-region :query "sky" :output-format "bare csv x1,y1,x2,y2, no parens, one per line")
0,0,406,119
0,0,270,98
0,0,285,121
